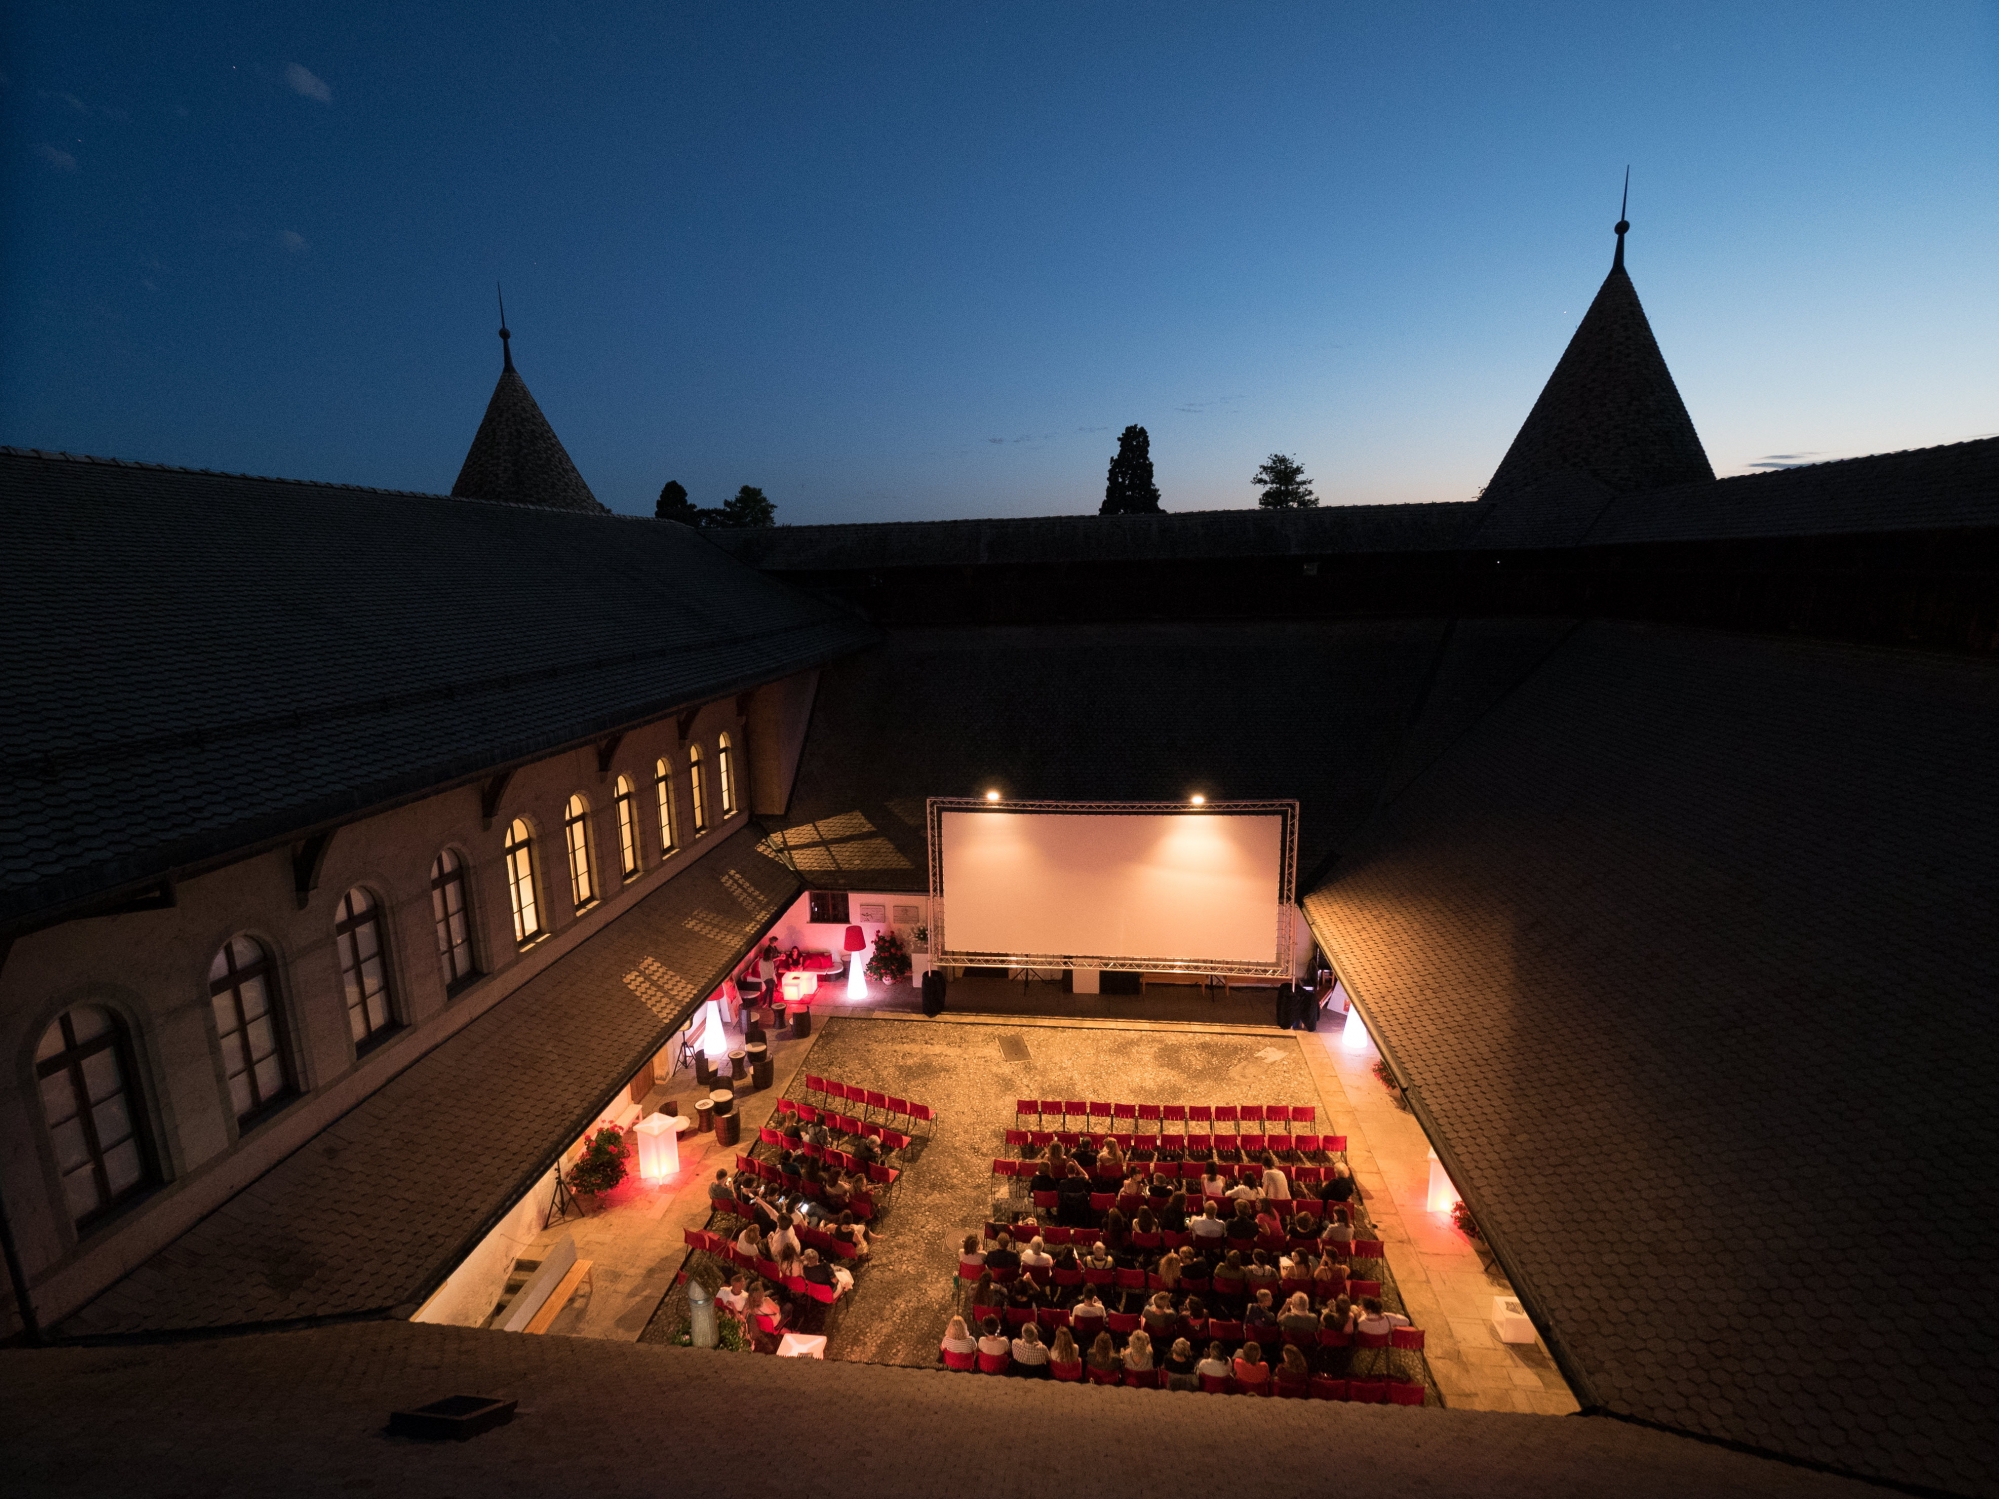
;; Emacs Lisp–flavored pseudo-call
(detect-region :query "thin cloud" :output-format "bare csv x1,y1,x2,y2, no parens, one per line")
285,63,332,103
277,229,309,253
987,437,1005,444
1076,426,1108,434
34,143,78,171
1745,452,1822,470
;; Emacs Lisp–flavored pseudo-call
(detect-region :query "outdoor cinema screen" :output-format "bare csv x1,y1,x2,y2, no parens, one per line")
930,801,1296,975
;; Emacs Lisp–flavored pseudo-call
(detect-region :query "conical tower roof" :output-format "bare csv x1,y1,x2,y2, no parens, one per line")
451,318,606,514
1474,218,1712,543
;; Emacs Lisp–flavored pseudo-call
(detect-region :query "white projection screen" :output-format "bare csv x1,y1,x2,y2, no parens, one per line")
928,799,1298,976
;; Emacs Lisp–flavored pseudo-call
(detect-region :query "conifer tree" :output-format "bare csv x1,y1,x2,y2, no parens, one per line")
655,479,701,523
1251,454,1318,509
1101,425,1162,514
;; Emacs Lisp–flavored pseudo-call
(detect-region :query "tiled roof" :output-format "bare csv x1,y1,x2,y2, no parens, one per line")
766,619,1482,889
450,352,607,513
2,1321,1887,1498
1585,435,1999,545
57,825,797,1337
708,502,1478,572
1472,247,1713,543
1304,620,1999,1495
0,449,877,928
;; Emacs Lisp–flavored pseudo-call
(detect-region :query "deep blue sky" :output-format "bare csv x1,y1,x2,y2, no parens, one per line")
4,3,1995,522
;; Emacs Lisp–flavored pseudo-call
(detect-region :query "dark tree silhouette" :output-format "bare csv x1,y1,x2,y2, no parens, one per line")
1101,425,1162,515
655,479,700,523
1251,453,1318,509
705,484,777,528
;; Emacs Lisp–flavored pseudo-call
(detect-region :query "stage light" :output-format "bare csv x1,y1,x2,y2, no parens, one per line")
845,925,868,998
1427,1149,1460,1214
984,789,1001,802
1189,794,1206,806
1339,985,1372,1053
701,997,730,1059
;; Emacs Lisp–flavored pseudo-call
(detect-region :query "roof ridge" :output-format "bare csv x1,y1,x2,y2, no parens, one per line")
725,501,1476,534
0,445,636,519
1708,433,1999,485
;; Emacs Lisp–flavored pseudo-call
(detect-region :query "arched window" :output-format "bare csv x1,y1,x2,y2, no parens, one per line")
504,819,542,946
689,744,709,836
430,850,478,994
208,936,295,1125
334,888,397,1050
654,757,677,857
36,1005,155,1227
564,794,597,910
613,774,641,880
718,732,737,818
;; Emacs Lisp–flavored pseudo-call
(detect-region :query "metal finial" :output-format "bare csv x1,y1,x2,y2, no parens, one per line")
497,283,513,372
1613,167,1631,270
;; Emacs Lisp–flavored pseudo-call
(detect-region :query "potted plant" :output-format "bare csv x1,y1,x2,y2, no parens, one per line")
866,927,912,986
568,1126,630,1202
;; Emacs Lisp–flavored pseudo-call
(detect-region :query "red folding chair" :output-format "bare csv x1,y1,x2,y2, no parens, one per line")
804,1073,825,1095
777,1097,799,1116
1107,1311,1141,1335
1114,1268,1147,1293
1089,1192,1116,1213
1040,1099,1064,1119
909,1102,935,1132
1239,1105,1264,1125
1276,1373,1310,1400
1319,1324,1352,1351
1159,1133,1185,1153
943,1348,978,1371
1352,1239,1385,1261
1004,1128,1028,1146
1030,1130,1054,1147
886,1094,910,1119
1017,1098,1039,1121
1388,1379,1425,1406
1083,1266,1115,1288
1310,1375,1347,1401
1353,1328,1393,1376
1050,1360,1084,1382
1125,1367,1161,1389
1392,1325,1427,1381
1208,1319,1244,1344
1113,1102,1136,1124
1292,1105,1316,1125
1064,1100,1088,1121
1038,1305,1071,1330
1089,1100,1113,1123
1040,1225,1070,1245
1267,1133,1293,1156
1348,1378,1389,1404
1162,1104,1187,1124
1004,1305,1036,1328
1086,1364,1121,1385
1200,1374,1234,1394
1325,1133,1347,1153
1264,1105,1290,1125
992,1158,1019,1180
1052,1267,1083,1291
1348,1279,1382,1300
797,1102,819,1125
1187,1133,1212,1155
1031,1190,1059,1212
1293,1134,1320,1156
1212,1105,1238,1130
977,1350,1011,1375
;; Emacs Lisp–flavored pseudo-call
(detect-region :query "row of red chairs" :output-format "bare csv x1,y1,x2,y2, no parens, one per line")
1001,1130,1344,1157
802,1075,935,1127
1015,1101,1316,1128
733,1152,898,1202
969,1261,1385,1302
972,1303,1418,1355
945,1358,1425,1403
684,1223,859,1267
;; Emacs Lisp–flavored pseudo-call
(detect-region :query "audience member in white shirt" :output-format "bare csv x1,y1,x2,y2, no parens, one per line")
1010,1323,1052,1376
1020,1236,1054,1270
1259,1153,1290,1201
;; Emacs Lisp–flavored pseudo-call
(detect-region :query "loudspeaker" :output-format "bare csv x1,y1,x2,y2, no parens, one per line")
922,969,947,1016
1301,989,1321,1032
1276,983,1296,1029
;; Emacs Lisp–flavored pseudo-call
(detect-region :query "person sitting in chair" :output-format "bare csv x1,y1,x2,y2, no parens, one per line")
715,1271,750,1318
1122,1328,1155,1373
803,1248,853,1298
1232,1340,1271,1390
1049,1327,1082,1375
1278,1291,1320,1336
1164,1337,1200,1391
1189,1201,1227,1244
984,1232,1021,1272
1069,1288,1107,1335
976,1317,1011,1364
1085,1331,1120,1377
707,1167,738,1211
1195,1341,1231,1381
939,1314,978,1363
1354,1295,1410,1336
1142,1291,1179,1341
1244,1288,1278,1328
1010,1322,1052,1377
734,1223,766,1262
1020,1235,1054,1271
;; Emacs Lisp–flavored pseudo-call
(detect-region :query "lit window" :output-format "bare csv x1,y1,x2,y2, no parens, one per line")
564,793,597,910
36,1006,155,1227
430,850,478,994
504,819,542,945
614,775,640,880
334,888,397,1050
718,733,737,818
689,745,709,836
208,936,295,1125
654,757,677,856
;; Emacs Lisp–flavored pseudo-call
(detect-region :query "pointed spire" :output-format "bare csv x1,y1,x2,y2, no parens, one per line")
451,302,607,514
1476,192,1712,529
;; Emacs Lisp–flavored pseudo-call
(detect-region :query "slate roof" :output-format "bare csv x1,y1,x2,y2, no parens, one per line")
450,337,607,513
708,501,1478,572
1303,620,1999,1496
57,825,797,1338
764,618,1500,889
1584,435,1999,546
0,449,877,929
1,1321,1887,1499
1472,232,1714,545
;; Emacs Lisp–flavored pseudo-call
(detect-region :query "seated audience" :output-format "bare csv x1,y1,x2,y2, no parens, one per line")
1069,1289,1107,1333
1200,1161,1229,1198
1322,1206,1354,1245
1010,1323,1051,1377
1021,1236,1054,1270
1232,1340,1271,1389
1255,1202,1287,1241
1324,1162,1356,1202
1260,1152,1291,1201
1086,1330,1120,1375
715,1271,749,1317
1290,1206,1320,1240
958,1233,986,1277
1156,1250,1182,1292
1225,1200,1260,1242
1101,1209,1131,1254
1244,1288,1277,1328
1164,1336,1200,1391
977,1317,1011,1365
1049,1327,1082,1377
940,1315,978,1361
1244,1248,1280,1290
1278,1292,1320,1335
1279,1344,1311,1384
1213,1250,1247,1299
1189,1203,1227,1243
833,1211,871,1261
969,1270,1003,1316
802,1248,852,1297
1355,1295,1411,1336
984,1232,1021,1271
1322,1299,1355,1337
749,1282,786,1330
1314,1253,1348,1297
1195,1341,1232,1381
1122,1328,1154,1372
734,1224,766,1261
1162,1191,1190,1233
1226,1175,1262,1206
1142,1291,1179,1340
708,1167,738,1209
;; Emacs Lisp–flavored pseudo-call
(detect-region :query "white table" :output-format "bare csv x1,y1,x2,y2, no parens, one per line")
776,1332,827,1359
1491,1295,1537,1345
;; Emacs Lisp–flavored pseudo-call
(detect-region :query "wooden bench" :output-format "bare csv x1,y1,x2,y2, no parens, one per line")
521,1258,593,1335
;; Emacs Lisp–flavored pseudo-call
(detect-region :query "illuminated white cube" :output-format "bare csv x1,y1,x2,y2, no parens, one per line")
636,1113,681,1180
1426,1148,1459,1213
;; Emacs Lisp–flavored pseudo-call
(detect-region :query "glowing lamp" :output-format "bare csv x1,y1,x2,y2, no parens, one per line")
1426,1148,1460,1214
1340,993,1372,1054
844,925,868,998
782,970,815,1005
636,1112,681,1180
701,997,730,1059
984,789,1001,802
1189,793,1206,806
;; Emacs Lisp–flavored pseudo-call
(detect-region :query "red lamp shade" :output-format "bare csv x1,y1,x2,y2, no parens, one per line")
843,924,867,953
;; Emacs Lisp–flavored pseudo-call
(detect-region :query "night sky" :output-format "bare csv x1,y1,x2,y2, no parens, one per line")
3,2,1995,521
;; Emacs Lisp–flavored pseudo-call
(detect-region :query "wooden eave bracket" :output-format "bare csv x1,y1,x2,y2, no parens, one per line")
677,709,699,743
481,769,515,832
292,830,335,911
595,732,625,781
